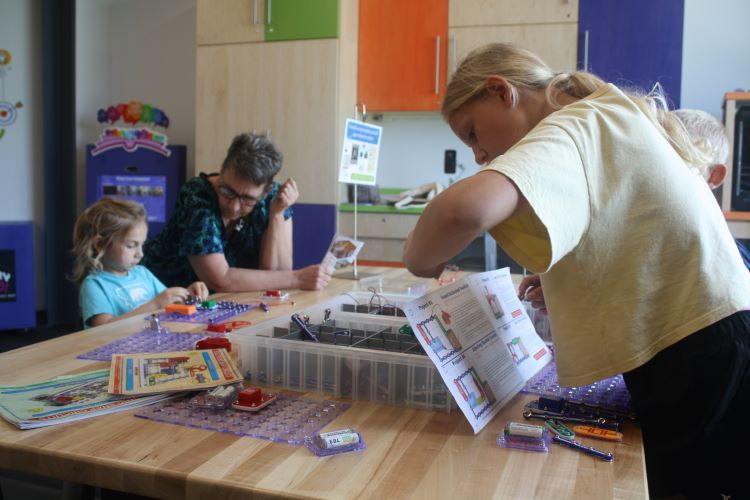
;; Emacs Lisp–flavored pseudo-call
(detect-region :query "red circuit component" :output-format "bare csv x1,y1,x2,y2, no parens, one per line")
232,387,277,412
206,320,251,333
194,337,232,352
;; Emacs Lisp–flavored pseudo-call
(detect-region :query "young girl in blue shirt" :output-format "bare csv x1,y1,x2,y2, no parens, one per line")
71,197,208,328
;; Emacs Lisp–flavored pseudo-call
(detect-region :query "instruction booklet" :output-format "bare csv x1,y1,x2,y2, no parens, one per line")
0,369,177,429
108,349,243,395
404,267,552,433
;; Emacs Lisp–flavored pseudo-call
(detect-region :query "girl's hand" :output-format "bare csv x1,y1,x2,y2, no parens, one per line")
154,287,191,309
294,264,333,290
187,281,209,301
518,274,547,312
270,178,299,216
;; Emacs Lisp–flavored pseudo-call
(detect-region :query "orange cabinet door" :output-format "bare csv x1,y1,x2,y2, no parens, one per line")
358,0,448,112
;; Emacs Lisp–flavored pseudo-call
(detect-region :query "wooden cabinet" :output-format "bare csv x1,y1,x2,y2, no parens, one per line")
357,0,448,112
357,0,578,112
196,1,357,267
448,0,579,76
265,0,338,41
449,0,577,26
196,40,339,204
578,0,683,106
197,0,265,45
197,0,337,45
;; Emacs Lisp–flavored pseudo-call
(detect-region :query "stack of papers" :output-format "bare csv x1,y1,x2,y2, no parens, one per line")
0,369,178,429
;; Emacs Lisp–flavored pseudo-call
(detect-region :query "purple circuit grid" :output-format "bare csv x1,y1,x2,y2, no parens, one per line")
134,394,350,445
521,361,632,413
76,327,225,362
155,300,256,324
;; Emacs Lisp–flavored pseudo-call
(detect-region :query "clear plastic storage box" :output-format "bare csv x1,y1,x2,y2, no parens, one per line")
229,293,454,412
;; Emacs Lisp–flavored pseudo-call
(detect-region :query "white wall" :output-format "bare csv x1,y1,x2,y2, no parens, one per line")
368,112,477,189
76,0,196,211
0,0,44,306
681,0,750,119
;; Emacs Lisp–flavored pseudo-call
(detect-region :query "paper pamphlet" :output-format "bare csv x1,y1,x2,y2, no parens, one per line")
0,369,177,429
321,234,365,269
108,349,243,395
403,267,552,434
338,119,382,185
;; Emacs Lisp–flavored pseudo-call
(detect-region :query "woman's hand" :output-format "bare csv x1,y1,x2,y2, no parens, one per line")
270,177,298,216
518,274,546,312
294,264,333,290
187,281,209,301
153,287,191,309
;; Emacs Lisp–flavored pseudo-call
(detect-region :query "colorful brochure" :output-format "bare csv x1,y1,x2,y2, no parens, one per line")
403,267,553,434
0,369,176,429
108,349,243,395
321,234,365,269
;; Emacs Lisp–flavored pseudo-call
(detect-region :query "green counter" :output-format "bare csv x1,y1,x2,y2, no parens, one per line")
338,187,425,215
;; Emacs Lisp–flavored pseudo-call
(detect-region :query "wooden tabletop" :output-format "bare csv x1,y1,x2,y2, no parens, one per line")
0,267,647,499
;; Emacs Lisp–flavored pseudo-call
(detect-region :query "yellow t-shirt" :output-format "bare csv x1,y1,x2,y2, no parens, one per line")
485,84,750,386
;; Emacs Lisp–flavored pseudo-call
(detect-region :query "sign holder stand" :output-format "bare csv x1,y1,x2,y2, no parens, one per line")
335,105,381,281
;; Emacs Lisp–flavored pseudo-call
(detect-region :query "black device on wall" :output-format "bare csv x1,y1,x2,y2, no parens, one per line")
731,100,750,211
444,149,456,174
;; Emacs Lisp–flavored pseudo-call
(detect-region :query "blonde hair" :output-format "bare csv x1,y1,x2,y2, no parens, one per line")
442,43,711,171
671,109,729,174
70,197,146,285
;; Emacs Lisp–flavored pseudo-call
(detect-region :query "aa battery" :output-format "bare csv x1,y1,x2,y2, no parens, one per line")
315,428,360,449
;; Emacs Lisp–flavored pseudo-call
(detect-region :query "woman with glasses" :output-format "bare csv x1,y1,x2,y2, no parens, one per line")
142,133,332,292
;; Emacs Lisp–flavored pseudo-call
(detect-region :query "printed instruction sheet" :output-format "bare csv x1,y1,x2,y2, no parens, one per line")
404,267,552,433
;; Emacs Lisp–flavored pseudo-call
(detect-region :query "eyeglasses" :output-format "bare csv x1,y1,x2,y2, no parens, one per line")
218,179,266,207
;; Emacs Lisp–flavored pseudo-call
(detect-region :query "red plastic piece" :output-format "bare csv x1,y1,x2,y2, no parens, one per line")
264,289,282,297
195,337,232,352
206,320,251,333
207,323,231,333
232,387,277,412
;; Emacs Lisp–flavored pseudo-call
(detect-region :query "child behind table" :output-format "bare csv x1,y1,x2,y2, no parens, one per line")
70,197,208,328
671,108,750,269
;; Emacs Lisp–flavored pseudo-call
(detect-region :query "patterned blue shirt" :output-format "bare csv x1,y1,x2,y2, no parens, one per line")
142,173,292,288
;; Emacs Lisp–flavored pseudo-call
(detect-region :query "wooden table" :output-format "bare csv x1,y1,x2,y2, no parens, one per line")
0,267,648,499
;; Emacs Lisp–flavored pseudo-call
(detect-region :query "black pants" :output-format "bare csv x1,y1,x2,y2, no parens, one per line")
623,311,750,499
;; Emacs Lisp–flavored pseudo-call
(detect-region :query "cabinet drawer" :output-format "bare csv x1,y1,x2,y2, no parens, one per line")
197,0,265,45
449,0,578,27
449,23,578,75
339,212,420,239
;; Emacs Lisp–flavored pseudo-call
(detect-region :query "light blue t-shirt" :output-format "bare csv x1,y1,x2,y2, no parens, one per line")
79,265,166,328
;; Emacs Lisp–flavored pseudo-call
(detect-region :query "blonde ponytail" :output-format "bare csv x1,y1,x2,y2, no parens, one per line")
443,43,712,172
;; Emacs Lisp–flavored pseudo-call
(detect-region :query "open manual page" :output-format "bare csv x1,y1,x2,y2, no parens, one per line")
404,267,552,433
0,369,177,429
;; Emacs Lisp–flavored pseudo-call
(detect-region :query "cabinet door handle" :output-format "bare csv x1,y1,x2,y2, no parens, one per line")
267,0,272,25
252,0,258,25
583,29,589,72
435,35,441,95
451,36,457,77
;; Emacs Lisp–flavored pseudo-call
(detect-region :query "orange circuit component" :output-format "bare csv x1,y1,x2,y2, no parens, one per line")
572,425,623,442
165,303,197,316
